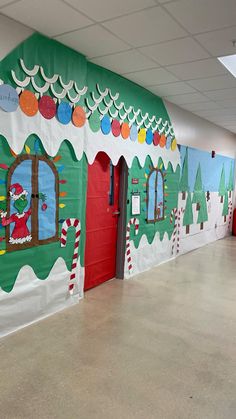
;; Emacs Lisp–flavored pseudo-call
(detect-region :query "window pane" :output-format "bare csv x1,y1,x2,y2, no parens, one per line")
156,171,164,219
9,159,32,243
38,160,56,240
147,170,156,221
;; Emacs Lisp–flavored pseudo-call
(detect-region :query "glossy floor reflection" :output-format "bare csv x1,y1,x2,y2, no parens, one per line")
0,237,236,419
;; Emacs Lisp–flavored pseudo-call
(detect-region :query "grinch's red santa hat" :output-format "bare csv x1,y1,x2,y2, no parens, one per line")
9,183,28,200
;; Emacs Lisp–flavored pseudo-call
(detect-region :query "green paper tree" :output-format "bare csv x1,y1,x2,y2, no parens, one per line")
179,148,189,200
183,192,193,234
219,165,226,203
192,164,202,205
228,162,234,198
197,194,208,229
192,164,208,230
222,190,229,222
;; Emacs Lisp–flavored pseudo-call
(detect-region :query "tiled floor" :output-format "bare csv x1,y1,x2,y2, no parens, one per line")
0,237,236,419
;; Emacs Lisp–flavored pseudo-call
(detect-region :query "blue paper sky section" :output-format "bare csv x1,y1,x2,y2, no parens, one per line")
180,146,235,192
38,160,56,240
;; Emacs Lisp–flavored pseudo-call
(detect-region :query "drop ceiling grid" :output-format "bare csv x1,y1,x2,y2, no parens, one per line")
0,0,235,132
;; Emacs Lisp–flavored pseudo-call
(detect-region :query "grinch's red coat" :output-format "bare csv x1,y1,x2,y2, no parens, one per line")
2,209,32,244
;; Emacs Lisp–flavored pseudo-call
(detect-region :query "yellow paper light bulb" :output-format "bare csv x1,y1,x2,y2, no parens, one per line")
25,145,31,154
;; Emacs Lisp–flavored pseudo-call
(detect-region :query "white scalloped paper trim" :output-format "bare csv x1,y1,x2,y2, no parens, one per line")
11,59,88,103
0,108,180,169
12,60,174,136
86,84,175,135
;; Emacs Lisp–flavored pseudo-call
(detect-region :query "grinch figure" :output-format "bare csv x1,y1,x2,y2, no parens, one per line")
0,183,46,245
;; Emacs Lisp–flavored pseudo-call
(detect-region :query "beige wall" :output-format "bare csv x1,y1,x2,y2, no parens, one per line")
165,100,236,159
0,14,32,62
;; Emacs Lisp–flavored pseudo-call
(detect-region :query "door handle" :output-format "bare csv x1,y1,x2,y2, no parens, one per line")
112,210,120,215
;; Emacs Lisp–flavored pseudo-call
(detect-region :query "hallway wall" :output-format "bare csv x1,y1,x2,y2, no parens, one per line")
165,100,236,158
0,14,32,62
0,22,235,338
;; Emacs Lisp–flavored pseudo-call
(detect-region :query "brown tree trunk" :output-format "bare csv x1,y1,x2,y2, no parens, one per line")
182,191,186,200
229,191,232,198
220,196,223,203
200,222,204,230
224,215,226,222
186,225,190,234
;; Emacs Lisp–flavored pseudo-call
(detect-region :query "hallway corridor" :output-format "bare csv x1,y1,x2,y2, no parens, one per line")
0,237,236,419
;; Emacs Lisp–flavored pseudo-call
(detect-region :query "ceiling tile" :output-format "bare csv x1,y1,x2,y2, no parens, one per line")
1,0,92,36
166,58,227,80
216,99,236,108
197,115,218,122
224,123,236,127
165,92,209,105
221,120,236,125
196,26,236,57
195,108,236,117
124,68,178,86
90,50,157,74
55,25,130,58
180,101,221,111
0,14,33,61
0,0,18,6
65,0,156,22
205,88,236,101
210,116,236,124
140,37,209,66
220,118,236,123
193,110,221,118
149,81,196,96
214,119,231,127
222,126,236,132
103,7,187,47
209,120,231,128
188,75,236,92
165,0,236,34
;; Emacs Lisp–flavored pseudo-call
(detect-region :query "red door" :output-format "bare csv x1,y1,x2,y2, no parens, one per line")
84,152,120,290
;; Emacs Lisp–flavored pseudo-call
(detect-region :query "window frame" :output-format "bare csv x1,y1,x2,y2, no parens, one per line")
6,154,59,251
147,168,165,223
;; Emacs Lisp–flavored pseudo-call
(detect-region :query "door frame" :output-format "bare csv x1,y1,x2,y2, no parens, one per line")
115,157,128,279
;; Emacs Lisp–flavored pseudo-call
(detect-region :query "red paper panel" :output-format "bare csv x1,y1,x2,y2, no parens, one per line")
84,152,120,291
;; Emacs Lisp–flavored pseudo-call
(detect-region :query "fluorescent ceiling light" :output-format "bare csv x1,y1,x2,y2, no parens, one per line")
218,54,236,78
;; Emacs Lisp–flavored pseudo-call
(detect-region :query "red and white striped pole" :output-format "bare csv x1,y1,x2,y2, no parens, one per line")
228,200,233,231
60,218,81,295
170,208,178,255
170,208,184,255
126,218,139,274
177,208,184,254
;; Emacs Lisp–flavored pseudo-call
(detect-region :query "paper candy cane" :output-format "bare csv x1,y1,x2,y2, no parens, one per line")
170,208,178,255
170,208,177,225
228,200,233,231
170,208,184,255
126,218,139,273
60,218,81,295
